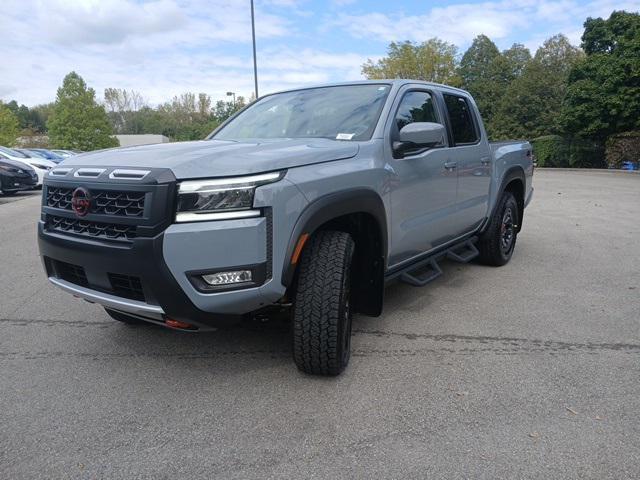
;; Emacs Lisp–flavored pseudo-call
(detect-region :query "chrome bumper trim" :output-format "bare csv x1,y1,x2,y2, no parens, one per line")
49,277,165,320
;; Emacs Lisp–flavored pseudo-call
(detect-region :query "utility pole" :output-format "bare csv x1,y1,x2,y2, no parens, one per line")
251,0,259,99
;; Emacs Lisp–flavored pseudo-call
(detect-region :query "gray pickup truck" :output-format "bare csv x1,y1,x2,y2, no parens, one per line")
38,80,533,375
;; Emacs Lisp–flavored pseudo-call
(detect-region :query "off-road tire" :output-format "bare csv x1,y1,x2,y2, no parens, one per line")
477,191,519,266
104,308,147,325
292,230,355,376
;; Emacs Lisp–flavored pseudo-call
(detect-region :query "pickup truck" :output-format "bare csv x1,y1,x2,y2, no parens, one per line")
38,80,533,375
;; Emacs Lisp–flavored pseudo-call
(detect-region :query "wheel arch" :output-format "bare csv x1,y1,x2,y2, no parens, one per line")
489,166,526,233
282,189,388,317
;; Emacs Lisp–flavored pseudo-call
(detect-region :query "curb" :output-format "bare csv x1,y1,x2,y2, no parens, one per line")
537,168,640,175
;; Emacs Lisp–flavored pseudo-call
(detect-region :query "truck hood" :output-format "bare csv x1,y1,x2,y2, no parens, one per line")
61,139,359,179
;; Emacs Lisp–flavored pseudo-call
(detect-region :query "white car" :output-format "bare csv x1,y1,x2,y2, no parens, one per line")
0,146,56,188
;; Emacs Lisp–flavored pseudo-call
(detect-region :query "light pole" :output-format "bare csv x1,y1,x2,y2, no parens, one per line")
226,91,236,107
250,0,259,99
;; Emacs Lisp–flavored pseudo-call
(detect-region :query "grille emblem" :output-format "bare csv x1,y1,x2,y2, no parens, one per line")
71,187,92,217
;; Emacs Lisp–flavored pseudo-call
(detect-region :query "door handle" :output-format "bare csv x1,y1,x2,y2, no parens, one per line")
481,157,491,166
444,161,457,171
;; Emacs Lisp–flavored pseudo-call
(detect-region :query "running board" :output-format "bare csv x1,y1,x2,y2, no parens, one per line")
387,236,479,288
446,240,479,263
400,259,442,287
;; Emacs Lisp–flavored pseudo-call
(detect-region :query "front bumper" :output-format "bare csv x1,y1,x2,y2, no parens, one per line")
1,171,37,192
38,167,308,329
38,216,283,329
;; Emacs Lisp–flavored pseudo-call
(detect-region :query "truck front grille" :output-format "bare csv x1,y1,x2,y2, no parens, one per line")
46,215,137,241
46,186,146,217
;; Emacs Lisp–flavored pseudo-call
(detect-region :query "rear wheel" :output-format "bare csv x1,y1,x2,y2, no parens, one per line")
104,308,147,325
2,190,17,196
477,191,519,266
292,230,355,376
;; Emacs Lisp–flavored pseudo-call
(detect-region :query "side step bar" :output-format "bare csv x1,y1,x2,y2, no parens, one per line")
446,240,479,263
400,259,442,287
387,237,479,288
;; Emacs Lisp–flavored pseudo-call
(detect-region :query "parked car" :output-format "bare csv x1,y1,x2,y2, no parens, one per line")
9,148,56,188
38,80,533,375
0,154,38,195
24,148,65,163
51,149,77,158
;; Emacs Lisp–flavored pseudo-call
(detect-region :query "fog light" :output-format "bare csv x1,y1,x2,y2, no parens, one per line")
202,270,252,286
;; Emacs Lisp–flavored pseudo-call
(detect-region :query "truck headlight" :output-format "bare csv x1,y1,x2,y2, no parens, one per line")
175,171,284,222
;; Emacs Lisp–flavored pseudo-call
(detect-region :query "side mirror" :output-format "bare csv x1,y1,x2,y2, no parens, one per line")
394,122,445,156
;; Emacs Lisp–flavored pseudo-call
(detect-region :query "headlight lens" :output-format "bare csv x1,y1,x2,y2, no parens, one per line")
176,171,285,222
0,163,20,173
31,163,52,170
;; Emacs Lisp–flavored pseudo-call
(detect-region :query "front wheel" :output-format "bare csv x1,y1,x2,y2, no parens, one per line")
477,191,519,266
292,230,355,376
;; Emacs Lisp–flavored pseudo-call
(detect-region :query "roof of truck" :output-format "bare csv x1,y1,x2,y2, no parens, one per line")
265,79,470,97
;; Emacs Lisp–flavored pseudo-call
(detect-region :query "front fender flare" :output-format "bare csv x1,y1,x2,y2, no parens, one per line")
281,189,388,288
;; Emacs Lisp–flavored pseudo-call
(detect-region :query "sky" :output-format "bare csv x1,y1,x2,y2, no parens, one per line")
1,0,638,107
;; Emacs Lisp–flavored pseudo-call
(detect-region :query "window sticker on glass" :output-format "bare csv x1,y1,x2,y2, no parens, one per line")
336,133,355,140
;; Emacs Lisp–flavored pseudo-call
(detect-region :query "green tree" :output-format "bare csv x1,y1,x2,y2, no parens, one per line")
560,11,640,140
534,34,584,78
362,39,460,85
4,100,48,132
48,72,118,150
30,103,54,132
0,103,20,146
492,34,583,139
459,35,500,87
104,88,146,134
502,43,532,79
459,35,516,131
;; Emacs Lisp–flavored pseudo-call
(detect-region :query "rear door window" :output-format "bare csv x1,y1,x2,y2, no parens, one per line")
443,94,479,145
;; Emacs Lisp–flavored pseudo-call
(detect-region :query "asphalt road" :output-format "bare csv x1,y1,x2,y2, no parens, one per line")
1,170,639,479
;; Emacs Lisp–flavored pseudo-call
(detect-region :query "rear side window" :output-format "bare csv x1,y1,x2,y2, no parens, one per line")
395,91,439,131
443,94,479,144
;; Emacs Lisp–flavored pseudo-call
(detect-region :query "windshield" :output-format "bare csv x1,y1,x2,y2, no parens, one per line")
27,150,47,159
213,84,390,142
0,146,28,158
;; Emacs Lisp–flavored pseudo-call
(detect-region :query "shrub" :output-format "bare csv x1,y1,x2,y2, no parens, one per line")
530,135,569,167
568,138,606,168
606,132,640,169
531,135,605,168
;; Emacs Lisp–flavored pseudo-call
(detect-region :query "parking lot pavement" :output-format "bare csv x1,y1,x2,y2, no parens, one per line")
0,189,41,205
1,170,639,479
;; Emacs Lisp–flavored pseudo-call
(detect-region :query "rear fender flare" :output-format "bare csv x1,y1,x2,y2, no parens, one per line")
485,166,526,233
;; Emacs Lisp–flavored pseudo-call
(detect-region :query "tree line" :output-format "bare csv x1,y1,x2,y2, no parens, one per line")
0,75,247,151
0,10,637,167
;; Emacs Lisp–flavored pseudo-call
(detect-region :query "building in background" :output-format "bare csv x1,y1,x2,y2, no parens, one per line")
115,134,170,147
